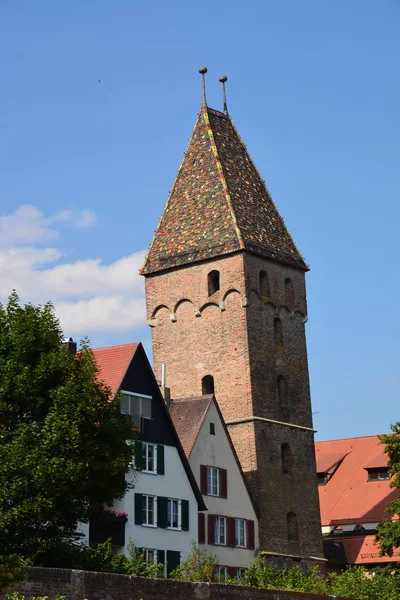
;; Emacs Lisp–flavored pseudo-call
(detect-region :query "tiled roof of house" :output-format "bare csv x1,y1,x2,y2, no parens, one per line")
169,395,214,457
92,343,138,397
316,435,400,526
141,106,307,275
342,535,400,565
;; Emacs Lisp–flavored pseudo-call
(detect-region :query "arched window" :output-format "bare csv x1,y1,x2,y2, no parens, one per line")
274,318,283,347
281,443,293,475
287,512,299,541
277,375,289,421
208,270,220,296
202,375,215,395
284,278,295,307
259,270,270,297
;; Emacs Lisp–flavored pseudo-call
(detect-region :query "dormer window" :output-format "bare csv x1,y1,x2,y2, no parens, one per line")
208,270,220,296
367,468,390,481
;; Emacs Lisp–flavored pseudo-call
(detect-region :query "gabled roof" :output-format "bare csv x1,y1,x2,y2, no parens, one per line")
170,394,259,517
316,435,400,526
92,343,138,398
92,342,206,511
169,394,213,456
141,106,307,275
316,451,348,474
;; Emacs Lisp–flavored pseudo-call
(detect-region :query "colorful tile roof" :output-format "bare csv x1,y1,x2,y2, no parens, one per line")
92,343,138,397
316,435,400,526
141,106,307,275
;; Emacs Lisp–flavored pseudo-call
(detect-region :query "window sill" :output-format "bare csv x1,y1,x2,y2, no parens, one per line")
142,523,157,528
167,526,182,532
142,470,157,475
235,544,247,549
206,492,220,497
214,542,227,546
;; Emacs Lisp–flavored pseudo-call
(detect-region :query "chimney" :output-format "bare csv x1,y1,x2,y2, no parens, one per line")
63,337,77,355
160,363,171,408
160,386,171,410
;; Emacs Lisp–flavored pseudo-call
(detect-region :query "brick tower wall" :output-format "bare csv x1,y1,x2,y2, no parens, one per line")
145,252,324,562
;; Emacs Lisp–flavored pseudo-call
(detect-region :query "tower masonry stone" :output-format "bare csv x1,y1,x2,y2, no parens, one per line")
142,101,324,566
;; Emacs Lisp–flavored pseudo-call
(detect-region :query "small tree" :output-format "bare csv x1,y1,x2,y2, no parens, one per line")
170,542,218,582
0,292,136,559
375,425,400,558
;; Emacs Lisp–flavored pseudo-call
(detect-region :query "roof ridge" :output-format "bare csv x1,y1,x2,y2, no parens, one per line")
92,342,138,352
203,108,244,250
317,434,387,444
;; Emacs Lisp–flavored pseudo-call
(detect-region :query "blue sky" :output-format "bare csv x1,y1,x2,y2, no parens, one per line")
1,1,399,441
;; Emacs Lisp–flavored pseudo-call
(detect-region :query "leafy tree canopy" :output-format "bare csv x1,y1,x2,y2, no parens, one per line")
375,424,400,558
0,292,136,558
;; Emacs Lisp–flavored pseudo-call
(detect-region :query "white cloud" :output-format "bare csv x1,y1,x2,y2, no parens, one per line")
0,205,147,340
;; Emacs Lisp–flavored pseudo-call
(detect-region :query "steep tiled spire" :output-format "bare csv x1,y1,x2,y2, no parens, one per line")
141,104,307,275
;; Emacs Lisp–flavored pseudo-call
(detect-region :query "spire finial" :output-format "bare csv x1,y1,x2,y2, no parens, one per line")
199,66,208,107
219,75,228,115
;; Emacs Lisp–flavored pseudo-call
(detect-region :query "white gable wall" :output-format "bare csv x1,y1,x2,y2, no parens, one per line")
113,443,198,562
189,401,258,569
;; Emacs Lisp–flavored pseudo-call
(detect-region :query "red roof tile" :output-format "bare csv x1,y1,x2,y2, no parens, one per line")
316,435,400,526
169,395,213,457
141,106,306,275
342,535,400,565
92,343,138,397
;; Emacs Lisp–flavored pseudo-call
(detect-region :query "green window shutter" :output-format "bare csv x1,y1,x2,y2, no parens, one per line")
181,500,189,531
134,493,143,525
157,549,165,566
135,441,143,470
157,496,168,528
157,445,165,475
166,550,181,578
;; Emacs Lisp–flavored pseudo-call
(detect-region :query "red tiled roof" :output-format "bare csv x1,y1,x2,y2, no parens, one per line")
342,535,400,565
316,435,400,526
169,395,213,457
92,343,138,397
141,106,306,275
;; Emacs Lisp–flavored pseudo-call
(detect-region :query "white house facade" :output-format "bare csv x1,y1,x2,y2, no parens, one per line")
170,395,259,579
81,342,206,577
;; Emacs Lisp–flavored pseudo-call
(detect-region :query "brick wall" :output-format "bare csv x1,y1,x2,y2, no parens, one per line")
2,567,354,600
144,251,323,561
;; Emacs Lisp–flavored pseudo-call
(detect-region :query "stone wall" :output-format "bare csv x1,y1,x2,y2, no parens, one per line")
2,567,353,600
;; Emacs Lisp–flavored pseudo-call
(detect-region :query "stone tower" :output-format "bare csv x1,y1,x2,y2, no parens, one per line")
141,72,324,566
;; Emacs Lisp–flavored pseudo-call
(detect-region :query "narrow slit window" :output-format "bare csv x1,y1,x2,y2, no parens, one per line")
274,318,283,347
285,278,295,307
281,443,293,475
287,512,299,541
260,270,270,297
208,270,220,296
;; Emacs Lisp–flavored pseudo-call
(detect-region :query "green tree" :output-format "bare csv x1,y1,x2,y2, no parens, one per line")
375,425,400,558
170,542,218,582
0,292,136,559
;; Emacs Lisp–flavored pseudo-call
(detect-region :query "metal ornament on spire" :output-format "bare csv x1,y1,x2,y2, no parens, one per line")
219,75,228,115
199,66,208,107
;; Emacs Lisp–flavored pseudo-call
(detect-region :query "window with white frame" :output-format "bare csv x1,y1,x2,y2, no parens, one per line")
214,516,227,545
142,495,156,526
142,443,156,473
145,549,157,564
215,566,227,582
207,466,219,496
237,567,247,581
235,518,247,548
120,391,152,426
167,498,180,529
